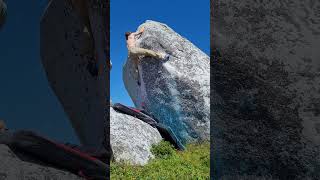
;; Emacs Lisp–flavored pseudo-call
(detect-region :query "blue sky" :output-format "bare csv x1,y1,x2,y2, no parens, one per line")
110,0,210,106
0,1,79,144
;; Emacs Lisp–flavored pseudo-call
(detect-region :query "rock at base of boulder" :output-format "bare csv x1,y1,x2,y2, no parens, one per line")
110,107,162,166
0,144,83,180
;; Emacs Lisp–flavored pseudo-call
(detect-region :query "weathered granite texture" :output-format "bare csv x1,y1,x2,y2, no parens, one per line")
110,107,162,165
123,20,210,144
212,0,320,179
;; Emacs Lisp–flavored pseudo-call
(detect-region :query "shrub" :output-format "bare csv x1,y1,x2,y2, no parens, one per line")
151,141,176,159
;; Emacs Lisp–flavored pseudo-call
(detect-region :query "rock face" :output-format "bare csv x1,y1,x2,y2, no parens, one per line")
40,0,109,149
0,0,7,29
0,145,83,180
123,20,210,144
110,107,162,165
212,0,320,179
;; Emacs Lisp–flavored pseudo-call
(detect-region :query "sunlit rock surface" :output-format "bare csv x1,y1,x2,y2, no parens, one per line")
110,107,162,165
123,20,210,144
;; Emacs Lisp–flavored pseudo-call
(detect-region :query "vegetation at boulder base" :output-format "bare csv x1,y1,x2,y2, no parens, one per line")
110,141,210,179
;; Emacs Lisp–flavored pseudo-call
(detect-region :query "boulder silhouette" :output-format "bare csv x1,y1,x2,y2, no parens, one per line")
40,0,109,150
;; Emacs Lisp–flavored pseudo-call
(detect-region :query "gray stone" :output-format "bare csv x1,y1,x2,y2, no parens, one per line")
110,107,162,165
123,20,210,144
0,144,83,180
40,0,109,149
212,0,320,179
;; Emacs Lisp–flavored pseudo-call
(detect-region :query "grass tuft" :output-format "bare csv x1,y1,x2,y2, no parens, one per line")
110,141,210,179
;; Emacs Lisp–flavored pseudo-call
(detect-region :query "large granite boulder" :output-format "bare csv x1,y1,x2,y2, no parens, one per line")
212,0,320,179
123,20,210,144
0,144,83,180
110,107,162,165
40,0,109,150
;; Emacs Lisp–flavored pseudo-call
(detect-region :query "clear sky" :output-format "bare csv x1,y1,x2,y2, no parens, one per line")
110,0,210,106
0,1,79,144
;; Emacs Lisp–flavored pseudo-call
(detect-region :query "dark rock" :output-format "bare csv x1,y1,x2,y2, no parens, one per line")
212,0,320,179
0,144,84,180
40,0,109,149
0,0,6,29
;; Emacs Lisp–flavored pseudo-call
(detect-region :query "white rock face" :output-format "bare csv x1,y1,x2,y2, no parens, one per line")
123,20,210,144
0,145,83,180
110,107,162,165
40,0,108,149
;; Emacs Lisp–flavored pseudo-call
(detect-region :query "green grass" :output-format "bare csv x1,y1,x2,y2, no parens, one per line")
110,141,210,180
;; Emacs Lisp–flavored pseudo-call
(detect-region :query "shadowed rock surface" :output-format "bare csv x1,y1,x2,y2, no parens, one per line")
123,20,210,144
212,0,320,179
0,0,6,29
0,145,83,180
110,107,162,165
40,0,109,150
0,0,109,179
